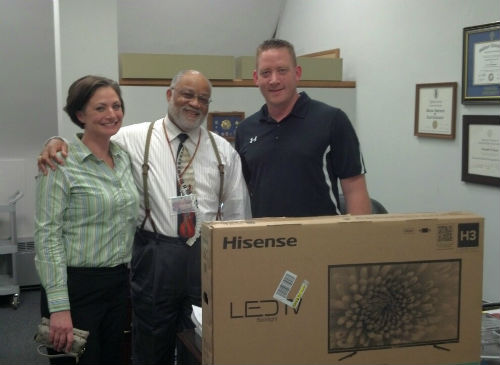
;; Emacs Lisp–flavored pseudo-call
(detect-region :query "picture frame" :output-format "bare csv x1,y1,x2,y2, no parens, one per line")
207,112,245,141
414,82,457,139
462,22,500,104
461,115,500,187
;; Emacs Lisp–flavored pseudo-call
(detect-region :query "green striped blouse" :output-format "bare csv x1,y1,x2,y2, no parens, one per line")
34,136,139,313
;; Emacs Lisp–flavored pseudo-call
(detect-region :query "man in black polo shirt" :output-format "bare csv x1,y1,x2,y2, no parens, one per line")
235,39,371,218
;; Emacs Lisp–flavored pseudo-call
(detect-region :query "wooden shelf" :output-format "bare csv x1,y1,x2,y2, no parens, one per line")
120,78,355,88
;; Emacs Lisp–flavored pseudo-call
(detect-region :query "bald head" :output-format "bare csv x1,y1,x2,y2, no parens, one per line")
170,70,212,93
167,70,212,132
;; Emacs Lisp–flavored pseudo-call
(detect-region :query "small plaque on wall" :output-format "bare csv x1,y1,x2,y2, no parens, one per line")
207,112,245,141
414,82,457,139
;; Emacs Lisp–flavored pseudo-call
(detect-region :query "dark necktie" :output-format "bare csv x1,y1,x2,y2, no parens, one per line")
176,133,196,241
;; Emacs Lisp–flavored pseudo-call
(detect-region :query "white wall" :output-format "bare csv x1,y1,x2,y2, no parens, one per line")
117,0,286,57
277,0,500,301
55,0,119,139
0,0,56,239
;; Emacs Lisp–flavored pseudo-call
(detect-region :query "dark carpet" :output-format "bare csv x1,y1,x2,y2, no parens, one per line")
0,287,46,365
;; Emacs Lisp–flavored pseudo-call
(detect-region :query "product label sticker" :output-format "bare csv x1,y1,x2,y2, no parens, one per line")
273,270,309,309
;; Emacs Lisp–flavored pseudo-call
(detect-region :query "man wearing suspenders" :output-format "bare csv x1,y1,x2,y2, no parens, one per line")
38,70,251,364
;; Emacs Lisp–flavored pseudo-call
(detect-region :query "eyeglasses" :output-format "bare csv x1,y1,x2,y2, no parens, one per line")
172,88,212,106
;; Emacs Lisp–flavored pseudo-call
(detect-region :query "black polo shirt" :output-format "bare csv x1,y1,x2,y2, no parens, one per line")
235,92,366,218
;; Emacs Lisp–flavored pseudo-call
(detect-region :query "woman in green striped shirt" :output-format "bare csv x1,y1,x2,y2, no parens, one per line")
35,75,139,364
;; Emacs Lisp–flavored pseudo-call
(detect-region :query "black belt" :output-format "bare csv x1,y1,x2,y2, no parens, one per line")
67,264,128,273
136,227,181,244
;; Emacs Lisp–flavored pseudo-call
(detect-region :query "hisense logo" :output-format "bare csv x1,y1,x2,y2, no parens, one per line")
223,236,298,249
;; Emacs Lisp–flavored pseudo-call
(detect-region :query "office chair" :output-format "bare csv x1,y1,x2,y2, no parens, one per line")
338,194,388,215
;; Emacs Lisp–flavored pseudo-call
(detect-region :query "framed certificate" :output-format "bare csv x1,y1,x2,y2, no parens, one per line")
462,22,500,104
414,82,457,139
462,115,500,187
207,112,245,141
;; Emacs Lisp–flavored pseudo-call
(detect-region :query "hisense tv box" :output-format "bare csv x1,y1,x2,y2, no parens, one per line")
201,212,483,365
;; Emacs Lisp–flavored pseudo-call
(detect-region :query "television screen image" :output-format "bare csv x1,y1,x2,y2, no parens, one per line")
328,259,461,354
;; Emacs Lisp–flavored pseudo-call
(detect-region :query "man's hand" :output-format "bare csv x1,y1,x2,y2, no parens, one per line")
38,138,68,175
49,310,74,353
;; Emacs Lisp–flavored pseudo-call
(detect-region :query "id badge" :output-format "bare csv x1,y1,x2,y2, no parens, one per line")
170,194,197,214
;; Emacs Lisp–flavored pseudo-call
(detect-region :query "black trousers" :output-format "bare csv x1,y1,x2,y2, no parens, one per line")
130,228,201,365
40,265,129,365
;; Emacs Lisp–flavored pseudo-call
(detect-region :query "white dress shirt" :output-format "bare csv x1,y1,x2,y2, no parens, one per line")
112,116,251,242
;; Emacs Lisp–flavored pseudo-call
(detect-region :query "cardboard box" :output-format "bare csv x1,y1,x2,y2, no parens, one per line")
119,53,235,80
234,56,255,80
235,56,343,81
303,48,341,59
201,212,483,365
298,56,343,81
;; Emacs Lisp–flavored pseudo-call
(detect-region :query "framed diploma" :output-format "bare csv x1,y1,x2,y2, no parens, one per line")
414,82,457,139
462,115,500,187
462,22,500,104
207,112,245,141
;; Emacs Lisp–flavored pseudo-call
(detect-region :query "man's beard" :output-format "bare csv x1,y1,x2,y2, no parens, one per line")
168,100,206,132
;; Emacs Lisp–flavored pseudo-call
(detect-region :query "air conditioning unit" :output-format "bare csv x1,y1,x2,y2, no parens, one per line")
15,238,40,287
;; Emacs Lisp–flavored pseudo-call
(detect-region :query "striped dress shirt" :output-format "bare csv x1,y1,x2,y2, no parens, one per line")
112,116,251,243
34,137,139,312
